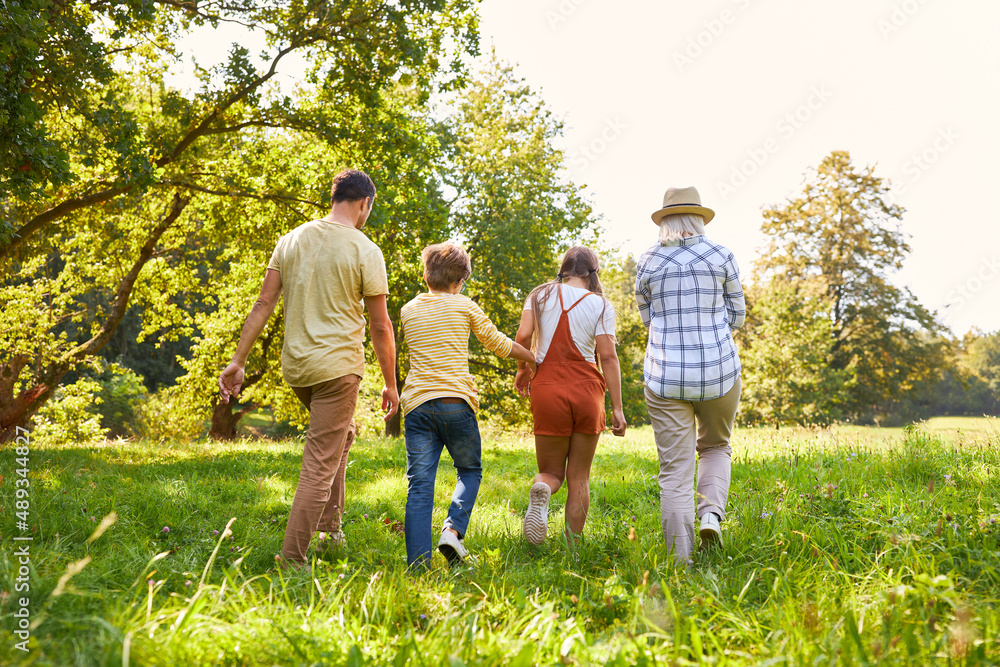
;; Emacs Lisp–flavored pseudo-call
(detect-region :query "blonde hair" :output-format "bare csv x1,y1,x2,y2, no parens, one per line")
658,213,706,245
422,242,471,290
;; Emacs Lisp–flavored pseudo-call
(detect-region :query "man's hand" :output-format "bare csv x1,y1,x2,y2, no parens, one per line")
611,408,627,437
381,385,399,421
219,362,245,403
514,366,532,398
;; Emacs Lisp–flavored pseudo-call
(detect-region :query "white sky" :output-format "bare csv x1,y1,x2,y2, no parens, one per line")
166,0,1000,335
479,0,1000,336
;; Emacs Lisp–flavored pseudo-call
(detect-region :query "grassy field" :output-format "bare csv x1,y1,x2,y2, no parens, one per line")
1,417,999,665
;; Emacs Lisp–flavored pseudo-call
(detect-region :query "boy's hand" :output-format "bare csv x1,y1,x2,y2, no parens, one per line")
611,408,627,437
219,362,245,403
382,386,399,420
514,366,532,398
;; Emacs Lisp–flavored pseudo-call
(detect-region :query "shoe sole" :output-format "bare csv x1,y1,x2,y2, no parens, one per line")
438,543,464,565
523,483,550,545
699,525,722,548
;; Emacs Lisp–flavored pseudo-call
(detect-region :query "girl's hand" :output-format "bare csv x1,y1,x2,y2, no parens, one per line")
514,366,532,398
611,408,627,437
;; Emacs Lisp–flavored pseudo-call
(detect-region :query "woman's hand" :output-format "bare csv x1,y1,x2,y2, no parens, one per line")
611,408,627,437
514,366,532,398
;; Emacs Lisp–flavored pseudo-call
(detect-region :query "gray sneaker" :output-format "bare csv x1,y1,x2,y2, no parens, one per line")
437,529,470,565
699,513,723,547
523,482,551,545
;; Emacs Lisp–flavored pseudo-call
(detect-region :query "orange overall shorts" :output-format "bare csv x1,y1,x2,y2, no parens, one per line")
530,288,607,436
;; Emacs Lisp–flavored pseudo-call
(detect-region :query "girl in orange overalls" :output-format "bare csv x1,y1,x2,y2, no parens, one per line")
513,246,627,544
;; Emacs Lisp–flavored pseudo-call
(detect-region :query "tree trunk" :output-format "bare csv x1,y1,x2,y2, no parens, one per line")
209,396,255,440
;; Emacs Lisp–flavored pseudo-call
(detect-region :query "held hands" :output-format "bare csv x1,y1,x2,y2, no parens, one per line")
218,362,245,403
514,365,534,398
381,385,399,421
610,408,627,437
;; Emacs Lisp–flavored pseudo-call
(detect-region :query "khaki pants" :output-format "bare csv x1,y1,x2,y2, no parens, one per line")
282,374,360,563
645,377,741,562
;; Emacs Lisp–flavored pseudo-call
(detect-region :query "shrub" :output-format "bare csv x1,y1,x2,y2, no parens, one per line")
135,387,207,443
94,363,148,437
33,378,107,445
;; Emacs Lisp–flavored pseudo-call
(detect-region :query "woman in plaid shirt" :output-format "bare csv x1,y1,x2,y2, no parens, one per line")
635,187,746,565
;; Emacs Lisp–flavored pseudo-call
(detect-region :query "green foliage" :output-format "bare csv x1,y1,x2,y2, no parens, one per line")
32,377,107,445
0,0,482,440
442,56,600,424
2,420,998,664
601,255,649,426
92,362,148,438
134,387,208,443
745,151,948,425
737,279,849,427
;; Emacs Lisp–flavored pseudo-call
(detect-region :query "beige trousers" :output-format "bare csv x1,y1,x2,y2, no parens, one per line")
282,374,359,563
645,377,741,562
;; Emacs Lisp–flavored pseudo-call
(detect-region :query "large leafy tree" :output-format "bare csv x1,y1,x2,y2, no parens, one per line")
438,58,599,424
748,151,945,424
0,0,480,442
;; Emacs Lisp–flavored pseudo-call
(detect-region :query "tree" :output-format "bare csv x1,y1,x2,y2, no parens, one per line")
439,57,599,424
0,0,480,443
752,151,945,424
736,279,849,427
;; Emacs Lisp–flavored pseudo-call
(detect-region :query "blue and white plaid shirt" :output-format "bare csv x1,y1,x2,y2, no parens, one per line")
635,235,746,401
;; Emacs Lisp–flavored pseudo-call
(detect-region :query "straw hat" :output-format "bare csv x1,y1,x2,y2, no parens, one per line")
650,186,715,225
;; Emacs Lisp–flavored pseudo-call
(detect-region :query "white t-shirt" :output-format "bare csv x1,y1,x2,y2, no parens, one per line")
523,285,616,364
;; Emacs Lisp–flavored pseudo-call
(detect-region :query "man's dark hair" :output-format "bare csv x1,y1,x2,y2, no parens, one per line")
330,169,376,203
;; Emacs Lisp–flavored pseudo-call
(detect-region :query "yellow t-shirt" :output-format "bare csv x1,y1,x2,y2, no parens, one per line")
399,292,514,415
267,220,388,387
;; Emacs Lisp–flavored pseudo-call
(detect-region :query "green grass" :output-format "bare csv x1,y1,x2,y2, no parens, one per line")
2,417,999,665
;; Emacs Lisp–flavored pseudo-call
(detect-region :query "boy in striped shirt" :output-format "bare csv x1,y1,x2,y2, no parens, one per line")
400,242,535,568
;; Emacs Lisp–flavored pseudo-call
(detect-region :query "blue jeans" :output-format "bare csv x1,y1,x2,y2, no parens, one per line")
404,399,482,567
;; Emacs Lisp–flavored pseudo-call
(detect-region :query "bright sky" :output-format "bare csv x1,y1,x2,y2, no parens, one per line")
167,1,1000,335
479,0,1000,336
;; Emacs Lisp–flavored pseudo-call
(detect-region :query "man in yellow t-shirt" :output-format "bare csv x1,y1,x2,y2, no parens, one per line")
218,169,398,568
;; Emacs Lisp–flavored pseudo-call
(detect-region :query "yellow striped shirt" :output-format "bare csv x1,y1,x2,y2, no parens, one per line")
399,292,514,415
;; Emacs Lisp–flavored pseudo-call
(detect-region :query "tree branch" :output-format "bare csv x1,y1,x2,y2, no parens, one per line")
1,184,132,260
165,179,323,209
62,193,190,361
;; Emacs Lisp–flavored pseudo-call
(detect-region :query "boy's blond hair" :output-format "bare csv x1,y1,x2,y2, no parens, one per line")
422,242,472,290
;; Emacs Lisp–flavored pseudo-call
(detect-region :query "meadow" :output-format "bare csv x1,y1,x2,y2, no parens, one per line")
1,417,998,665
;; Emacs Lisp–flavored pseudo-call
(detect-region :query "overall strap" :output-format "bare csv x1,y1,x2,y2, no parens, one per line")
565,291,594,313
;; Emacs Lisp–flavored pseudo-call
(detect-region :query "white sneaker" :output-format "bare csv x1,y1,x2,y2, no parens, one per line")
320,530,346,547
699,513,723,547
523,482,551,545
437,529,469,565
